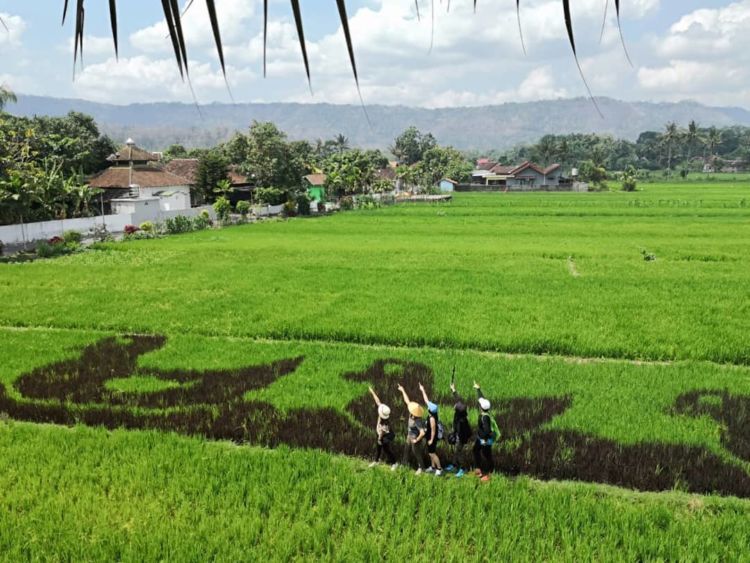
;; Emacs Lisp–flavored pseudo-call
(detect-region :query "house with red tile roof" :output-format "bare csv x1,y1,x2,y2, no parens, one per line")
471,160,563,189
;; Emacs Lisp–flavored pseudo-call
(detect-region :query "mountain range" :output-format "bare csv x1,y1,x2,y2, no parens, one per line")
10,95,750,152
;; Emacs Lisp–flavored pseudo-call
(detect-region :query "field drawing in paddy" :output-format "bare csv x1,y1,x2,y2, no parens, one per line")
2,186,750,559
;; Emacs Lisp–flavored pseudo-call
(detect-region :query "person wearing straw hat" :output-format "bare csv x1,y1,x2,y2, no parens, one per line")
418,383,443,476
473,381,499,483
368,386,398,470
397,384,427,475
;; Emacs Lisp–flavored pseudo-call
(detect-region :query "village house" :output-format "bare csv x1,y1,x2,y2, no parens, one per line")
164,158,253,205
471,160,563,189
88,139,192,213
303,174,327,202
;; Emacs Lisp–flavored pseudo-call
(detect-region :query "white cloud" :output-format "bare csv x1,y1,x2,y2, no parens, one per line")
0,12,26,48
639,1,750,106
70,56,254,104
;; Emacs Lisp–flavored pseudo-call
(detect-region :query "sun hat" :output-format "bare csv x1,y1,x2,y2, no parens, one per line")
478,398,491,411
408,401,425,418
378,404,391,419
427,401,438,414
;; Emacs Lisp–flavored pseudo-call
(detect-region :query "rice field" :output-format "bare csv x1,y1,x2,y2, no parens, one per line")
1,182,750,560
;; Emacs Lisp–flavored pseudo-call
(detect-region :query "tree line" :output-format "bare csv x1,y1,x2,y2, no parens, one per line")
469,122,750,177
0,102,116,226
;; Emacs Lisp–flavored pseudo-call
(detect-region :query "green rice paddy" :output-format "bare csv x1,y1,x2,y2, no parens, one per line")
2,183,750,560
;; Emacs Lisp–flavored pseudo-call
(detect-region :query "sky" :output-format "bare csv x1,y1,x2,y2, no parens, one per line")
1,0,749,109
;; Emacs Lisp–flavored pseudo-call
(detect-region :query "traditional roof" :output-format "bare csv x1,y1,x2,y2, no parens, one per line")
477,160,497,171
88,166,191,189
440,178,458,185
507,161,561,176
107,144,159,164
164,159,199,184
303,174,327,186
488,163,516,175
164,160,251,186
377,167,397,181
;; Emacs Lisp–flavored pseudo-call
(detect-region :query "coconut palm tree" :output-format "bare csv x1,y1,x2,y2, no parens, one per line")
685,120,701,170
661,122,680,177
0,85,17,111
702,127,723,173
333,134,350,154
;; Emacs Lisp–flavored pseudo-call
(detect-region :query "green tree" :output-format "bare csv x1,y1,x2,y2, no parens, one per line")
391,126,437,165
163,144,189,162
195,151,229,205
0,84,17,112
333,134,350,154
661,122,680,177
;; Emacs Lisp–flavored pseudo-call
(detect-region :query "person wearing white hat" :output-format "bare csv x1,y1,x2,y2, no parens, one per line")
397,384,427,474
473,381,499,482
368,386,398,470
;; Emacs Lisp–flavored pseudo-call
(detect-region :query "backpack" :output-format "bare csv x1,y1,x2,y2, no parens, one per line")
436,420,445,441
489,416,501,444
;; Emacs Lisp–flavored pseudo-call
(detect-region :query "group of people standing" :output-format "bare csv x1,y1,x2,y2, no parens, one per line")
367,381,499,482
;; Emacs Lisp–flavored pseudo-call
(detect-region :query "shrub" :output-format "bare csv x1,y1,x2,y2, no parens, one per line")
124,224,140,236
340,196,354,211
0,240,4,257
641,249,656,262
282,200,297,218
295,194,311,216
213,197,232,224
357,195,381,210
90,224,114,243
193,210,212,231
255,187,287,206
236,200,251,221
36,239,78,259
165,215,194,235
139,221,154,233
62,230,82,244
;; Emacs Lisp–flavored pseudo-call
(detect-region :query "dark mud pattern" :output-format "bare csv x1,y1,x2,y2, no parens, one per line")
3,336,750,498
674,390,750,463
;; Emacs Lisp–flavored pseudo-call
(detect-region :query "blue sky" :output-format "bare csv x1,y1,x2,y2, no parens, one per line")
2,0,749,108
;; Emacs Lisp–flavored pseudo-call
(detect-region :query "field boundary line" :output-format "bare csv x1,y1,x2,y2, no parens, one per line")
3,322,749,371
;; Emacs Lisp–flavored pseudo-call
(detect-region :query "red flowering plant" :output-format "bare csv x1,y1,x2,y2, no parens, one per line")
48,236,64,245
124,225,140,236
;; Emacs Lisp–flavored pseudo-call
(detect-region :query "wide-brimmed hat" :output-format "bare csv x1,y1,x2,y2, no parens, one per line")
479,398,491,411
378,404,391,419
408,401,425,418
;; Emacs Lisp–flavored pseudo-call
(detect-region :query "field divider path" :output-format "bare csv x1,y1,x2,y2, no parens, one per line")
3,322,749,371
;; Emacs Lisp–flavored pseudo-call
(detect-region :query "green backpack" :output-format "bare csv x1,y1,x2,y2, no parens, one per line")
489,416,501,444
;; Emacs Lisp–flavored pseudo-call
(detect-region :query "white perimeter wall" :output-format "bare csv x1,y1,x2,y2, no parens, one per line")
0,206,216,245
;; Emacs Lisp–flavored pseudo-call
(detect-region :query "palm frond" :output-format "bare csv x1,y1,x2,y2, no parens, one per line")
290,0,311,90
563,0,602,117
614,0,633,66
109,0,118,57
206,0,226,76
263,0,268,77
599,0,608,43
517,0,526,55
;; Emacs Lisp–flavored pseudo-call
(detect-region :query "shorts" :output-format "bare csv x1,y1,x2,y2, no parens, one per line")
427,441,437,454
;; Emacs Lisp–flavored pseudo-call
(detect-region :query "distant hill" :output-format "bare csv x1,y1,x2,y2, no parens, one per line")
10,95,750,152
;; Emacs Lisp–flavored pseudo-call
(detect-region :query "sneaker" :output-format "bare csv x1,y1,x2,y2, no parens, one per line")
480,474,491,483
390,463,399,471
435,470,443,477
455,469,465,478
445,464,455,472
425,467,435,474
415,468,423,475
368,462,378,468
